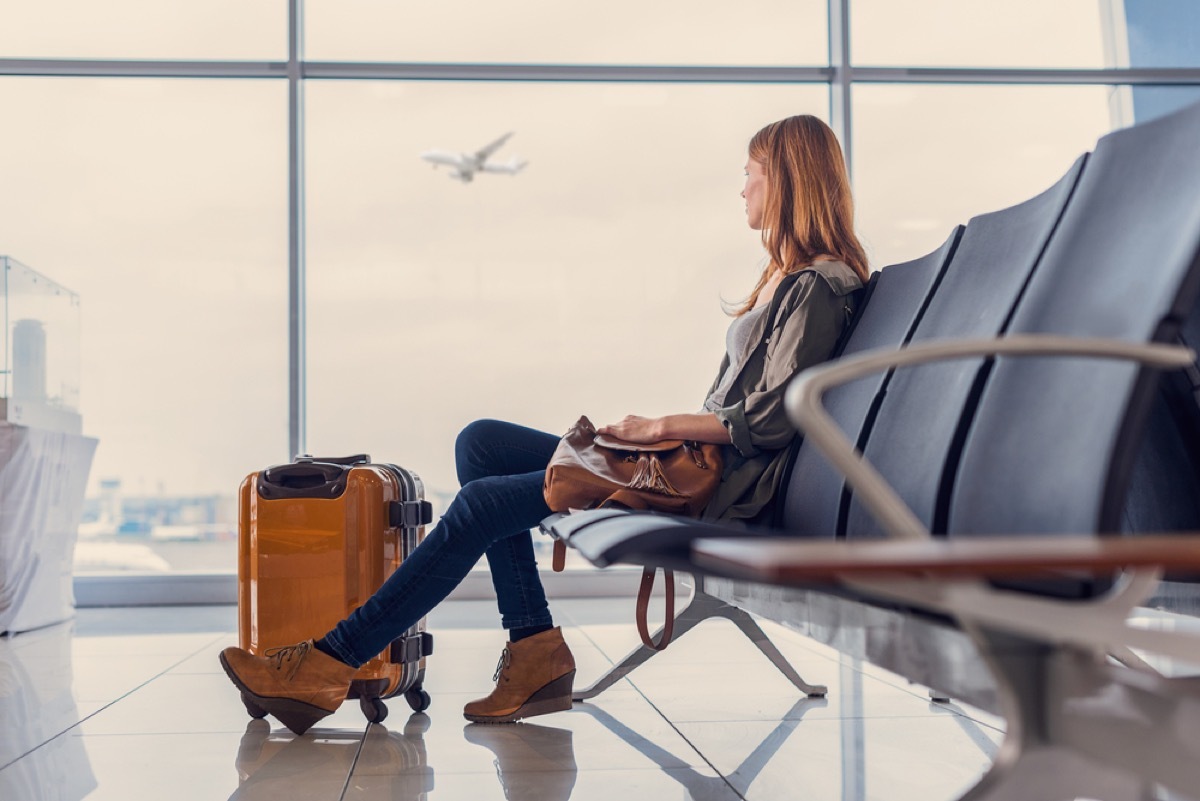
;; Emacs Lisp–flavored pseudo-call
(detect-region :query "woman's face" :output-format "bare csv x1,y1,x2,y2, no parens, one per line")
741,158,768,230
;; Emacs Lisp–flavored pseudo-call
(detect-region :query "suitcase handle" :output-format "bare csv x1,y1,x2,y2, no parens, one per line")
258,462,351,500
295,453,371,466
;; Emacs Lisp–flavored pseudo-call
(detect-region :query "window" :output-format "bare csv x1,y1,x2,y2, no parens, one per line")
850,0,1108,68
852,84,1113,269
304,0,827,65
0,0,284,60
0,1,1196,592
304,81,824,541
0,78,287,573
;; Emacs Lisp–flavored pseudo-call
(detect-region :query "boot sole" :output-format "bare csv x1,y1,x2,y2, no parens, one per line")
464,670,576,724
219,651,335,736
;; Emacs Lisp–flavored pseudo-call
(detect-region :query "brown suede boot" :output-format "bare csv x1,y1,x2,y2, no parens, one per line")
219,640,358,735
463,627,576,724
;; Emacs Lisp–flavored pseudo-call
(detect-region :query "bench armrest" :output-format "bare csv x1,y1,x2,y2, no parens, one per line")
785,334,1195,541
692,534,1200,582
691,533,1200,663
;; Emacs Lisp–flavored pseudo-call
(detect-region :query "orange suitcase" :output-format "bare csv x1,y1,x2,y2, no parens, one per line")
237,454,434,723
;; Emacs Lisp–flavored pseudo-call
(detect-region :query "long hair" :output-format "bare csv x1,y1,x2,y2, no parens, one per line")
735,115,869,316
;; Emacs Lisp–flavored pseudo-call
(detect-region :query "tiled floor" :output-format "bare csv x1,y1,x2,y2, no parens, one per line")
1,598,1004,800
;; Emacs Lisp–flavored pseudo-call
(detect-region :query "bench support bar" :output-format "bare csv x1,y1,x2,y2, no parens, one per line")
572,583,828,701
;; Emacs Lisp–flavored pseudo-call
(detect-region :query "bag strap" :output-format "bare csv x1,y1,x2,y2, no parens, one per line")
636,567,676,651
765,270,803,332
552,539,567,572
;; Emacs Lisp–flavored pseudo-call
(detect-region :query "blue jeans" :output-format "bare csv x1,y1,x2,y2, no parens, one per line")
322,419,559,668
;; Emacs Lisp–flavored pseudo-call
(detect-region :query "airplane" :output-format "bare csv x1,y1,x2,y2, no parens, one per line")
419,132,528,183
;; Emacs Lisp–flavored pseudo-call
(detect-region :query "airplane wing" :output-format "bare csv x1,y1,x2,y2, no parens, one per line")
474,132,514,162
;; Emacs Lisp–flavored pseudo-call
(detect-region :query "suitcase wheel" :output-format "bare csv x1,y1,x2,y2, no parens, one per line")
405,687,432,713
360,696,389,725
241,692,269,720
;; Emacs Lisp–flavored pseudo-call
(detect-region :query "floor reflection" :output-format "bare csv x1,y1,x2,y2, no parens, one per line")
0,624,97,801
464,721,577,801
575,694,828,800
0,603,1020,800
231,714,434,800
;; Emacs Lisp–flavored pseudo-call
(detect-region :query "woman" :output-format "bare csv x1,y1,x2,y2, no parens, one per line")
220,114,868,733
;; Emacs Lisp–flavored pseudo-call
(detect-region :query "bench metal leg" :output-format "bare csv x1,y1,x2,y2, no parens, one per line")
954,624,1200,801
572,582,828,702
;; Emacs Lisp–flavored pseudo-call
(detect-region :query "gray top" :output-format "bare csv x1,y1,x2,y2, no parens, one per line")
704,304,771,412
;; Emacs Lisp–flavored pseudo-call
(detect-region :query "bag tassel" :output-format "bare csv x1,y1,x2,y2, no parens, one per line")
628,454,684,497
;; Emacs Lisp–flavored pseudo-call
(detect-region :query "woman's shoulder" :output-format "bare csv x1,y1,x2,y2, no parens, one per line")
782,259,863,301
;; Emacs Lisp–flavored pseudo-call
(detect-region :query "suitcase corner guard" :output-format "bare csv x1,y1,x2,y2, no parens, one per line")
389,499,433,528
389,632,434,663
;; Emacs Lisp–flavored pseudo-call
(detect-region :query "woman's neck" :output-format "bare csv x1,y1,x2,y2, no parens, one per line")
753,269,786,310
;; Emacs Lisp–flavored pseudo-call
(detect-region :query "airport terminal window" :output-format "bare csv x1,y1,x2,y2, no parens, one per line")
852,84,1114,270
1116,0,1200,69
850,0,1110,68
0,0,284,60
303,81,824,569
1121,85,1200,124
0,78,288,573
0,1,1196,589
303,0,827,65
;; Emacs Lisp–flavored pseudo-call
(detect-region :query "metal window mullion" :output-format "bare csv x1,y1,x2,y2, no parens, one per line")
3,58,1197,86
829,0,853,178
301,63,834,83
0,58,285,78
847,66,1200,85
287,0,305,460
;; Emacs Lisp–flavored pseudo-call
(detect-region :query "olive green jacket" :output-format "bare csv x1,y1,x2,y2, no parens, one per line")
703,260,863,523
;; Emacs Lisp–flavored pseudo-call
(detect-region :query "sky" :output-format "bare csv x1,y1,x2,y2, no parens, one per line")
0,0,1184,514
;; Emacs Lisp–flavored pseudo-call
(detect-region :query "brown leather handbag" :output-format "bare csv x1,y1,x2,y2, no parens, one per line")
543,415,723,650
543,416,722,516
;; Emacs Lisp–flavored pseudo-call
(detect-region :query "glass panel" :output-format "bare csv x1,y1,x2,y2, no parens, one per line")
1126,86,1200,123
1118,0,1200,68
0,0,285,60
305,0,827,65
852,84,1117,271
1,258,81,423
851,0,1108,68
305,81,826,568
0,78,288,574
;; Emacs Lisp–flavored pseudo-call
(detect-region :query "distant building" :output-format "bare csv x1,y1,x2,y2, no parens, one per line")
80,482,236,541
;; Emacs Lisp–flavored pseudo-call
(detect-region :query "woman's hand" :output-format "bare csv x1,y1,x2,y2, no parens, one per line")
597,415,664,444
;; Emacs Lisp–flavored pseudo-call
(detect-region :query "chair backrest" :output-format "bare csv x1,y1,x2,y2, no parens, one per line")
844,157,1087,540
948,99,1200,538
1126,298,1200,596
1122,379,1200,536
779,229,960,537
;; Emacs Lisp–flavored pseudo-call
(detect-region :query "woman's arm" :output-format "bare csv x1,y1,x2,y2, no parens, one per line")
598,413,732,445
